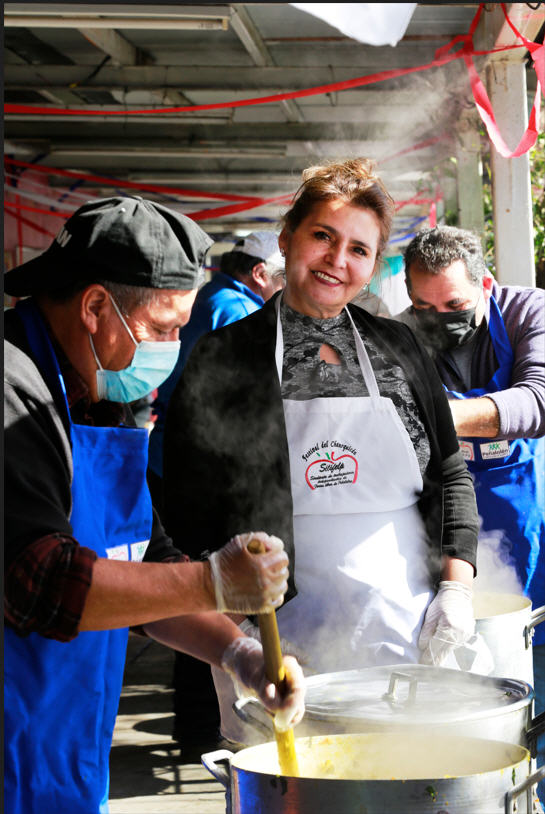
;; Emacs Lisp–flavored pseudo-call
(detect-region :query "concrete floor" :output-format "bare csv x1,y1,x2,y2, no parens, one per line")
108,635,227,814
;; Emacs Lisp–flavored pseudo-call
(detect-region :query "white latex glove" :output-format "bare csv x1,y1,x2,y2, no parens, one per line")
239,618,310,666
418,581,475,666
209,531,288,614
221,636,306,732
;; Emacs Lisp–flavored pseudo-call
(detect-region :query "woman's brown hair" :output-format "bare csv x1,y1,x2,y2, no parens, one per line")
282,158,395,264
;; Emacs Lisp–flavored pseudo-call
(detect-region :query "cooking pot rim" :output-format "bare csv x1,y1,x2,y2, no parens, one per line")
472,590,532,619
228,732,531,781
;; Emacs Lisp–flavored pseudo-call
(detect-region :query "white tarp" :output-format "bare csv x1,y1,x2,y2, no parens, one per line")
289,3,417,47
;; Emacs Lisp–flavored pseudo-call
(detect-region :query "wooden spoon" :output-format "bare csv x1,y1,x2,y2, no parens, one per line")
247,537,299,776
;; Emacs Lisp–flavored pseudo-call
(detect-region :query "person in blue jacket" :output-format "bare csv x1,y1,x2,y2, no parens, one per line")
146,229,284,757
3,198,304,814
147,229,284,500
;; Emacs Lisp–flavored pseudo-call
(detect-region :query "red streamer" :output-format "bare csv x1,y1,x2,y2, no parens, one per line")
189,193,294,221
3,134,445,219
3,48,465,117
429,201,437,228
380,135,446,164
3,7,536,121
4,200,72,218
3,157,260,203
4,4,541,224
4,206,57,239
4,5,541,162
16,196,24,265
433,3,543,158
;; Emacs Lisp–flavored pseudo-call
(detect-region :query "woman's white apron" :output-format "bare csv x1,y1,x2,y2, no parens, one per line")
213,300,434,743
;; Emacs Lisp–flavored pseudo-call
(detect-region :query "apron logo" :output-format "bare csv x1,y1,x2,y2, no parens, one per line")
459,440,474,461
105,544,129,561
305,450,359,490
131,540,150,562
480,440,510,460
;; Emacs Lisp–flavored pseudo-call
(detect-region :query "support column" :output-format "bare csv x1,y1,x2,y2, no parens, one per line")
486,60,535,287
455,112,485,239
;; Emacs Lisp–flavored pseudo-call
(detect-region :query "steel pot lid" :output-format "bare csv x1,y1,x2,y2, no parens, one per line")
304,664,533,725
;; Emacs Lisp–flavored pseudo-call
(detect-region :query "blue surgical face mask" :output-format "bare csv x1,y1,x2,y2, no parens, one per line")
89,295,181,403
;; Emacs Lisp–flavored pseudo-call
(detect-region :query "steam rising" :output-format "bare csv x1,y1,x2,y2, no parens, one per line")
472,525,523,596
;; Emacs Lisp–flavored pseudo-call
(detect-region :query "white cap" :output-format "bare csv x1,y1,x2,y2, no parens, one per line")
235,231,282,267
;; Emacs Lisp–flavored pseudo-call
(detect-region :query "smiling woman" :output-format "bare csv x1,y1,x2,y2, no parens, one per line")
163,157,481,747
279,199,381,319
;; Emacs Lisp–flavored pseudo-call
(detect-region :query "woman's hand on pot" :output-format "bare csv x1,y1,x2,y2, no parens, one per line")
209,532,288,614
220,637,306,730
418,580,475,666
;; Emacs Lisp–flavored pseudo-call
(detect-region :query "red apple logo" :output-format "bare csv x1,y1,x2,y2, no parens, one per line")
305,451,358,490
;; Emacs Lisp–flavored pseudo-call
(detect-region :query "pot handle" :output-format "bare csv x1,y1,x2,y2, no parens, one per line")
233,696,275,738
524,605,545,648
200,749,233,789
504,765,545,814
383,671,418,706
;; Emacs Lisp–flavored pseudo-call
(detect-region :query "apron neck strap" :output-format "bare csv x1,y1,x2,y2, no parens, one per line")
445,294,513,400
275,295,380,399
487,295,514,369
15,299,71,421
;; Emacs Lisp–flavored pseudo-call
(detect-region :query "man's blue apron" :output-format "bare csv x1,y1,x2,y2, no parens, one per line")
446,296,545,645
4,299,153,814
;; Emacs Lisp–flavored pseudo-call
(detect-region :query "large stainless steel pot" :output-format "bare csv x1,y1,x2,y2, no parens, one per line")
473,591,545,685
202,732,545,814
235,664,543,754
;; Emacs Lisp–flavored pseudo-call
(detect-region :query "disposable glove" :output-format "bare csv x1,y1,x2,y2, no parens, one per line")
239,618,310,666
418,580,475,667
209,531,288,614
221,636,306,732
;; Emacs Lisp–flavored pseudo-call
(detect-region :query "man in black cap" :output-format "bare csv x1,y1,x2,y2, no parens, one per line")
4,196,305,814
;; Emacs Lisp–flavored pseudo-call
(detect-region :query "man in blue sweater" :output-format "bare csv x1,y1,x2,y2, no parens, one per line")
146,230,284,757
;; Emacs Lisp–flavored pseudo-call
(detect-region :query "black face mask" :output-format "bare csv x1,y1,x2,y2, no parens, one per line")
412,305,480,353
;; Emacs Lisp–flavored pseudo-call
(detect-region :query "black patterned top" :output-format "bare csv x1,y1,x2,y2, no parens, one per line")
280,300,431,476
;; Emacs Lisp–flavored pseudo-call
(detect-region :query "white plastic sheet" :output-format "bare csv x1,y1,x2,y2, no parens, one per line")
289,3,417,47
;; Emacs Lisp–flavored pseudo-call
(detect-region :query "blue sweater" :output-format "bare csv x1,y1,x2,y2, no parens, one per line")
148,272,264,476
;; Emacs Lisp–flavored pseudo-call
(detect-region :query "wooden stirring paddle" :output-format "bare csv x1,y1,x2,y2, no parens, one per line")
247,538,299,776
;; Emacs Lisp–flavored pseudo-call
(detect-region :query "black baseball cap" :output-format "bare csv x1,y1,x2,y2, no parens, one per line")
4,196,214,297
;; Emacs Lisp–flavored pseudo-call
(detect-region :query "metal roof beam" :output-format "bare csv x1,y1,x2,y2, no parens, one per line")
4,4,232,29
76,29,195,107
4,60,451,86
78,27,141,67
5,79,442,108
14,137,442,155
230,4,270,67
229,3,304,123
